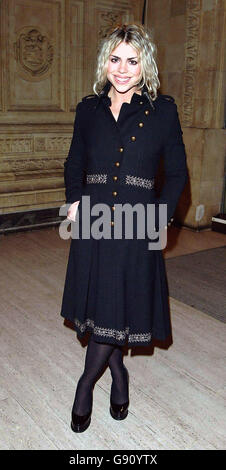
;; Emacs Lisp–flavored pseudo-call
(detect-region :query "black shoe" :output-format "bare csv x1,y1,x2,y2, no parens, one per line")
110,365,129,420
110,400,129,420
71,409,92,433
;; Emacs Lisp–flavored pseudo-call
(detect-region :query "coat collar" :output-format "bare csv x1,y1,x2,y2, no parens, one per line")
97,80,156,111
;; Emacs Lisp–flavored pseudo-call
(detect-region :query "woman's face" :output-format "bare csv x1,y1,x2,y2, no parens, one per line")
106,41,142,93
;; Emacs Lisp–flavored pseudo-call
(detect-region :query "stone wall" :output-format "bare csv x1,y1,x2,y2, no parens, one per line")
1,0,225,230
0,0,143,222
146,0,226,229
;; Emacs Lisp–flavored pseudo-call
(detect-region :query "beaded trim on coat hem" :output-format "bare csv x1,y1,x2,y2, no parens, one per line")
74,317,152,343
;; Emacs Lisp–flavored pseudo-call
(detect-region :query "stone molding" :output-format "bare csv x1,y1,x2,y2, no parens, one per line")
182,0,201,126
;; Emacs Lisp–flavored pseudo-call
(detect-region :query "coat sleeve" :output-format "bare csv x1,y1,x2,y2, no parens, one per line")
64,102,86,204
155,102,188,229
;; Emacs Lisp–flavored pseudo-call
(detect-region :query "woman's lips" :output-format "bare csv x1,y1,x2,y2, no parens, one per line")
114,76,131,84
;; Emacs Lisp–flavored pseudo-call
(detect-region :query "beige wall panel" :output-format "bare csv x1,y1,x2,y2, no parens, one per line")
182,0,226,129
0,127,71,213
7,0,65,111
0,188,64,211
146,0,226,229
147,0,226,130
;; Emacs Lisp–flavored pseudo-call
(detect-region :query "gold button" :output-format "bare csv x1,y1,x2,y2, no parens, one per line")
138,122,144,127
139,101,143,104
113,176,118,181
115,162,120,167
111,206,115,211
145,110,149,115
131,136,136,141
119,147,124,152
111,221,114,226
112,191,117,196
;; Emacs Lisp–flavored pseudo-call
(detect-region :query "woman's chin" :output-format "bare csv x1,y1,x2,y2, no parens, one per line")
111,81,138,94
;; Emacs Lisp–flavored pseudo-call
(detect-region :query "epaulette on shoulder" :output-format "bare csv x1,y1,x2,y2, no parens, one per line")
82,94,97,102
158,94,175,103
81,94,99,110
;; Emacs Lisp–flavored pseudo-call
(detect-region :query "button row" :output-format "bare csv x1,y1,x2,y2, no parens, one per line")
164,217,174,229
129,109,149,143
112,108,150,227
112,149,122,226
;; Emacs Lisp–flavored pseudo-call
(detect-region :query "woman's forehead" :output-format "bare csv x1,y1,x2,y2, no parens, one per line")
110,41,139,57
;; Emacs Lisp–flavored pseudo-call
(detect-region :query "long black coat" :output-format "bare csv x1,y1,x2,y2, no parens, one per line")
60,81,188,347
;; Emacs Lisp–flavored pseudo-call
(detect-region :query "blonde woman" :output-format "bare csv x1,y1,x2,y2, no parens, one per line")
60,23,188,433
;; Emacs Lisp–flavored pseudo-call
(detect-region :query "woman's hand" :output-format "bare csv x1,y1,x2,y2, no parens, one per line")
67,200,80,222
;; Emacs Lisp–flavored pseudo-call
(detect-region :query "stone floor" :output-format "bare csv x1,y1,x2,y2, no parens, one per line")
0,225,225,449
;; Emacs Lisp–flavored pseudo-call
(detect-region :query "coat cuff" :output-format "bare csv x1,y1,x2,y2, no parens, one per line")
154,200,174,231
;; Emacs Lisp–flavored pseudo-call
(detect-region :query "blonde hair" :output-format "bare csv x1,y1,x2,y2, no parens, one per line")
93,23,160,101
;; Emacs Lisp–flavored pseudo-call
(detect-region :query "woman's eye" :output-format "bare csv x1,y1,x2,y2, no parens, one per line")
110,58,138,65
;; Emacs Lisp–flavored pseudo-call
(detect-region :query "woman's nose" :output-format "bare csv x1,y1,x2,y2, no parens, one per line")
118,61,128,73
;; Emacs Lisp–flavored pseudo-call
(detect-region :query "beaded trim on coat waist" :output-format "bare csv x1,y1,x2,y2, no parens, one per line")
86,173,155,190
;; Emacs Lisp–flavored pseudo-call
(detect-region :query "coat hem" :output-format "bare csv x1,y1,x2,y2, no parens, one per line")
62,313,155,347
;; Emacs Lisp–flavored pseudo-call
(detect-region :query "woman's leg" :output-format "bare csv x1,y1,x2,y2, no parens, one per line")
72,335,115,415
108,345,129,404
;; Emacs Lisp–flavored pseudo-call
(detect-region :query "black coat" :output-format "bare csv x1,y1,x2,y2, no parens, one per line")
60,82,188,347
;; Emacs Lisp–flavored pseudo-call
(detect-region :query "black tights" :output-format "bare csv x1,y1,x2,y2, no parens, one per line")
72,334,129,415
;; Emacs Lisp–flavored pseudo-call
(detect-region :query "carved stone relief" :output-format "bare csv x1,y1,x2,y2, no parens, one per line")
14,26,54,81
0,137,33,153
98,11,122,39
3,158,64,172
35,136,72,152
6,0,64,111
182,0,201,126
0,135,71,155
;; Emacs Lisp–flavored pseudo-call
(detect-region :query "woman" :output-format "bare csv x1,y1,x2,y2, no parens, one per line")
60,23,188,433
